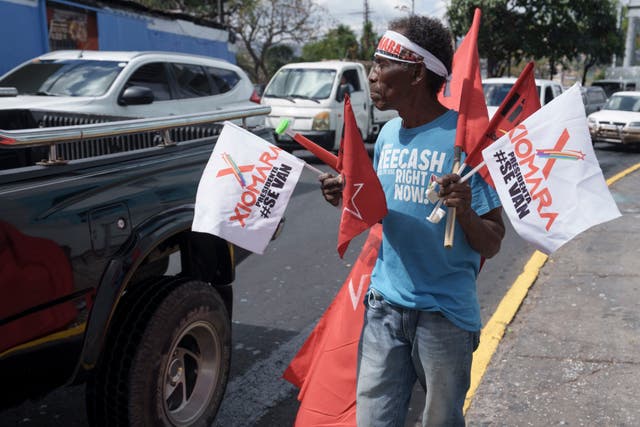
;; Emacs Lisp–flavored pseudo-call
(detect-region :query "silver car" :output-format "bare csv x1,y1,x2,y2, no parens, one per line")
0,50,263,129
588,91,640,145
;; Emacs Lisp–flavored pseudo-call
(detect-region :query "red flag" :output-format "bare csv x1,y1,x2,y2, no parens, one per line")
336,96,387,258
283,224,382,426
464,62,541,186
438,8,488,164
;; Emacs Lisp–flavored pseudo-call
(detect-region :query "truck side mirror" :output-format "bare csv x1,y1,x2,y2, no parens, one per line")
336,85,348,102
118,86,154,106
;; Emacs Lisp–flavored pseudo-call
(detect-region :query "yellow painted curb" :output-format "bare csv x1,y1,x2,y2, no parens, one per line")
463,251,547,412
463,161,640,414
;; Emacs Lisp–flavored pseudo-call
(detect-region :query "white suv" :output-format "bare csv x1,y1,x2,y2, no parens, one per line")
482,77,564,118
0,50,263,129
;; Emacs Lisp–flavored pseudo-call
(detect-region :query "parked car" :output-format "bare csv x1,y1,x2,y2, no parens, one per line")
0,105,273,425
482,77,564,118
591,78,639,98
581,86,608,115
0,50,263,130
588,91,640,146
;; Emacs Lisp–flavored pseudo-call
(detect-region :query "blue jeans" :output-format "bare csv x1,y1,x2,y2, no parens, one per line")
356,290,480,427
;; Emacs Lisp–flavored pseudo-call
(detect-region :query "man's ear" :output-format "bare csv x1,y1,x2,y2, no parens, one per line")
410,64,427,86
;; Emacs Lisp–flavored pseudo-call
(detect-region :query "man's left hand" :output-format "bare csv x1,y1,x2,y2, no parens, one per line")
437,174,472,218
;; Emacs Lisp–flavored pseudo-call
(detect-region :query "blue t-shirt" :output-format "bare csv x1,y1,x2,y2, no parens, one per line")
371,111,501,331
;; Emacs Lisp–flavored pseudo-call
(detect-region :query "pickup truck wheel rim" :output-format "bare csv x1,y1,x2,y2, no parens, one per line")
163,320,220,424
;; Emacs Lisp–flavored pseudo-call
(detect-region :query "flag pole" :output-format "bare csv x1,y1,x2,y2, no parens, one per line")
275,119,339,172
444,145,461,248
304,162,325,176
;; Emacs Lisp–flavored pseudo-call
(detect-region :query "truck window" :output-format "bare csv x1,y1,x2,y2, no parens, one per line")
170,63,212,98
343,69,361,91
483,83,513,107
206,67,240,94
544,86,554,104
125,63,171,101
264,68,337,100
0,60,123,97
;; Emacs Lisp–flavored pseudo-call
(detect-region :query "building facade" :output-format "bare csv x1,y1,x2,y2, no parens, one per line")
0,0,236,75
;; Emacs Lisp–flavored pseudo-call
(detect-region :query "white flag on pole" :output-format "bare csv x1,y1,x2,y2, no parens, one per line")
482,84,621,254
192,121,305,254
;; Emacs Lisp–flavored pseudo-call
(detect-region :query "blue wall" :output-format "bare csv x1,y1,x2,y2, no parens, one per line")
97,12,235,63
0,1,47,75
0,0,234,76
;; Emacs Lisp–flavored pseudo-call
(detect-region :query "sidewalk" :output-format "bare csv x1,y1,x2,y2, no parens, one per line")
465,167,640,426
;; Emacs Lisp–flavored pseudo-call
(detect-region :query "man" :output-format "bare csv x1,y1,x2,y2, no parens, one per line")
338,74,354,101
319,15,505,427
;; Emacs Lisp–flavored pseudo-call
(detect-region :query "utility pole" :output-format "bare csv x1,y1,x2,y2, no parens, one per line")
364,0,370,26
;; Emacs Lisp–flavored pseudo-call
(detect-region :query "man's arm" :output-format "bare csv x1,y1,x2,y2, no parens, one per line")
438,174,505,258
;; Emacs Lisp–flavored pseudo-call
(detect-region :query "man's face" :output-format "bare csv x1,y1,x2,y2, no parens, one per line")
368,56,416,111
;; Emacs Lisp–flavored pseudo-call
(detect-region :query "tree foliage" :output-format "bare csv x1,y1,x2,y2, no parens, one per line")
301,25,359,61
227,0,324,83
360,21,378,60
130,0,324,83
572,0,624,84
448,0,523,78
447,0,623,81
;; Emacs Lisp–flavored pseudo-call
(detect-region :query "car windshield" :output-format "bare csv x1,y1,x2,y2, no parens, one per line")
483,82,541,106
604,94,640,112
592,82,625,98
0,59,125,96
264,68,337,100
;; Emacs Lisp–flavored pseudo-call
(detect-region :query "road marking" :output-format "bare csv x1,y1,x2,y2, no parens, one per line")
463,161,640,413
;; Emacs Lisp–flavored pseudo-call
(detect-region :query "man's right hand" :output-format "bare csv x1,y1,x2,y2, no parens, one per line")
319,173,344,207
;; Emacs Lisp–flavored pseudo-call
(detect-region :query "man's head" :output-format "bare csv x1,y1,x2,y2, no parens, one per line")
388,15,453,96
368,15,453,111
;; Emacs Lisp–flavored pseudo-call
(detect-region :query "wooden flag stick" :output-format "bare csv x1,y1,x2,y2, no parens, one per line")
444,147,462,248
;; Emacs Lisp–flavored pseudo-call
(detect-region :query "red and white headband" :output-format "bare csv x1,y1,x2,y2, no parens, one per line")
375,30,451,95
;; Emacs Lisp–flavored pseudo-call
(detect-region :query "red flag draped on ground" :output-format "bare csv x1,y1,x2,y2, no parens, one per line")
283,224,382,426
335,95,387,257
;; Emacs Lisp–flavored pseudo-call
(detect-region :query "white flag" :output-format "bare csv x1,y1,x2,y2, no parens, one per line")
192,122,305,254
482,84,621,254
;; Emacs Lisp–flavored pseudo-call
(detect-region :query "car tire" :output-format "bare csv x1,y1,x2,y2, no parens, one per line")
86,277,231,427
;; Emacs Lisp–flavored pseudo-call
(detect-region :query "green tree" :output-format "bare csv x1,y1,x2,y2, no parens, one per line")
360,21,378,60
448,0,623,80
448,0,523,77
517,0,580,79
265,44,297,76
573,0,624,84
301,25,359,61
227,0,324,82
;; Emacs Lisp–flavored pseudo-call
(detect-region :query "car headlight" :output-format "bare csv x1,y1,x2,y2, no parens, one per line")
625,121,640,129
312,111,330,131
587,117,598,129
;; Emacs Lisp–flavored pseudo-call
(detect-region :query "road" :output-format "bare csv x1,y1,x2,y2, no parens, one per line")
0,143,637,427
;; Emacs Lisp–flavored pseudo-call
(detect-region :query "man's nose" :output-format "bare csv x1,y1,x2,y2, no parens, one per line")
368,68,377,83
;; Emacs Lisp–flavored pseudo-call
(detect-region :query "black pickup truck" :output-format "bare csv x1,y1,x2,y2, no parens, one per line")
0,106,270,426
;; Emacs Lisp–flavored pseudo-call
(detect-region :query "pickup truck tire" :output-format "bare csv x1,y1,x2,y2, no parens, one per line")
86,277,231,427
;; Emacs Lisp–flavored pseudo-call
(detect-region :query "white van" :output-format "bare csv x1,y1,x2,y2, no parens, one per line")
261,61,397,152
482,77,564,119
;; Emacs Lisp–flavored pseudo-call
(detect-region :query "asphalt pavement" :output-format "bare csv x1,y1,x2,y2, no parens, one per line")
464,164,640,426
